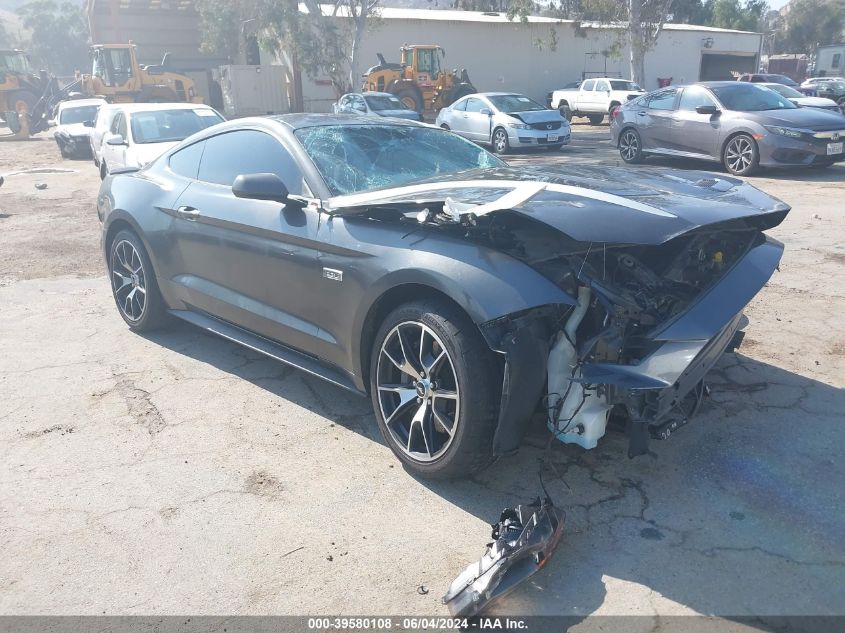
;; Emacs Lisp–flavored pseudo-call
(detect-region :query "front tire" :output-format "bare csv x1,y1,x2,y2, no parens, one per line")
108,230,167,331
619,128,644,164
723,134,759,176
100,161,108,180
492,127,510,155
370,300,499,479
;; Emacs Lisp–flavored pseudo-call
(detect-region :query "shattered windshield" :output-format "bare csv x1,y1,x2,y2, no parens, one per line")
488,95,546,113
295,124,505,196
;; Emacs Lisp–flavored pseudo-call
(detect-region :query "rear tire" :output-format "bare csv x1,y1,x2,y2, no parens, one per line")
394,88,423,114
100,161,108,180
588,114,605,125
619,128,644,164
370,300,499,479
108,230,167,332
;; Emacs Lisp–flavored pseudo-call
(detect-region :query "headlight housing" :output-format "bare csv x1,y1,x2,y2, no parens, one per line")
765,125,803,139
508,122,529,129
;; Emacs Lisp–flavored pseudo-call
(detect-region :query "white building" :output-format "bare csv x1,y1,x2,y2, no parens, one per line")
302,8,763,112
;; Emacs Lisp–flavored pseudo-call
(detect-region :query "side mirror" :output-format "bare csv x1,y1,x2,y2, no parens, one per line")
479,108,492,116
47,119,57,127
83,120,95,128
106,134,126,145
232,173,290,203
695,105,720,115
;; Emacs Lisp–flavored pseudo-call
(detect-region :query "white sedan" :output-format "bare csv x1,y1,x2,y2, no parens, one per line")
52,98,107,158
99,103,224,178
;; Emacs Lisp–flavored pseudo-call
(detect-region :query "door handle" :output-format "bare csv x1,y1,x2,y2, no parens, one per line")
637,111,647,116
176,206,200,220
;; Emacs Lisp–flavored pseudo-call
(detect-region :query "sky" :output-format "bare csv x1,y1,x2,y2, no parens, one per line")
767,0,791,8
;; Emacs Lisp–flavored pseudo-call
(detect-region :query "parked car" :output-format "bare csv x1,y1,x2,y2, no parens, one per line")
332,92,421,121
98,114,787,478
89,103,120,168
52,98,106,158
435,92,570,154
737,73,799,87
759,83,842,114
812,81,845,114
800,76,845,89
550,78,645,124
610,82,845,175
99,103,224,179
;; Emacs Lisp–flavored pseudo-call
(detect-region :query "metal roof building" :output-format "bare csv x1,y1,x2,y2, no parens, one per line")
301,7,763,111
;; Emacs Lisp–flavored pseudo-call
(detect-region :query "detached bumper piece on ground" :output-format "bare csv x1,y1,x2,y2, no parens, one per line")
442,498,565,617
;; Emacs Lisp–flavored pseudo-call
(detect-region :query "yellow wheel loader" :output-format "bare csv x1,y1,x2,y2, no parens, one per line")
362,45,475,116
84,43,203,104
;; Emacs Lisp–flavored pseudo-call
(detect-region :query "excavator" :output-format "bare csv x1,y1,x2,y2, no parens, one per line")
1,43,202,140
362,45,475,116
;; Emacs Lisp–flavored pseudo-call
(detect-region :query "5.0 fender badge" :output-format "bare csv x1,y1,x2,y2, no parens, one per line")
322,268,343,282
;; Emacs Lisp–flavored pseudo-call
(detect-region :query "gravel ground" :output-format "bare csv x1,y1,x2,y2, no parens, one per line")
0,128,843,620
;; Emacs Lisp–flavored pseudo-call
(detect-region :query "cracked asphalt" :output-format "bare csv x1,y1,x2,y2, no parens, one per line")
1,124,843,619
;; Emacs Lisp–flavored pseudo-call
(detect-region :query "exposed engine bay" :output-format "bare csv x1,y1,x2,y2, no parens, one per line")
350,178,783,458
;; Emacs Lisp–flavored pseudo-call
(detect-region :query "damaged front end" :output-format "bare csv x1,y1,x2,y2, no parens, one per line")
480,214,784,457
330,166,788,457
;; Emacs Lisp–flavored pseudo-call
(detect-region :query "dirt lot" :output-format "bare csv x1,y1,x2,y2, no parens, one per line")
1,128,843,620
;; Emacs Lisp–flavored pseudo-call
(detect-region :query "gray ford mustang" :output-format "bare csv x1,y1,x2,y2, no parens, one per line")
97,114,789,478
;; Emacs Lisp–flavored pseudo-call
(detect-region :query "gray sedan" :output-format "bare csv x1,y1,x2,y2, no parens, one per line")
332,92,421,121
435,92,571,154
610,82,845,175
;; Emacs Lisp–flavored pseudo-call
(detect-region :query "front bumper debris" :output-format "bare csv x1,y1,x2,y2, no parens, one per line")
442,498,564,617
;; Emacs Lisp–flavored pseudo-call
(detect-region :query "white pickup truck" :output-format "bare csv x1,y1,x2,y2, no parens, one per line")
550,78,645,124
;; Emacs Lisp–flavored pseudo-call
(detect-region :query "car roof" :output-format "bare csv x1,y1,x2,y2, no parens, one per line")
58,98,107,110
269,113,428,130
116,102,216,114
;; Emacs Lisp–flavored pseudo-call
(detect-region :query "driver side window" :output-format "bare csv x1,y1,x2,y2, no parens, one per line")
464,98,485,113
197,130,304,194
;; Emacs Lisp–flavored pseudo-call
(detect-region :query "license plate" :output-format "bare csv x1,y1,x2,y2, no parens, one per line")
547,134,559,142
828,142,843,155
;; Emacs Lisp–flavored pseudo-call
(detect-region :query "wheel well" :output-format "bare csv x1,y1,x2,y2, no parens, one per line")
558,100,570,108
104,219,135,258
617,126,637,147
440,123,450,130
358,283,482,393
609,101,621,111
720,131,755,158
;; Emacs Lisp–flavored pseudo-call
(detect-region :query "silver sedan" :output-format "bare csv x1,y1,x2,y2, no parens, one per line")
435,92,571,154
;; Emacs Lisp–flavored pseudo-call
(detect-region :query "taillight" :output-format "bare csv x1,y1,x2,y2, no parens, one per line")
610,105,620,120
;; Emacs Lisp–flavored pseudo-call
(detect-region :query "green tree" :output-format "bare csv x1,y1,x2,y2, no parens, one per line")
779,0,844,55
16,0,88,74
195,0,380,101
710,0,767,31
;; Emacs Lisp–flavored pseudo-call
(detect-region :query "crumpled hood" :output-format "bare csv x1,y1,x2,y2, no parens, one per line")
506,110,565,124
328,164,790,245
55,123,91,138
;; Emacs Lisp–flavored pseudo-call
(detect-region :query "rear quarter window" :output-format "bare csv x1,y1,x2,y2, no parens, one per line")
168,140,206,179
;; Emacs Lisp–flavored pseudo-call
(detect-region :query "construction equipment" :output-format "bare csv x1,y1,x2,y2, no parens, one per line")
83,42,203,104
0,49,62,139
362,45,475,116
